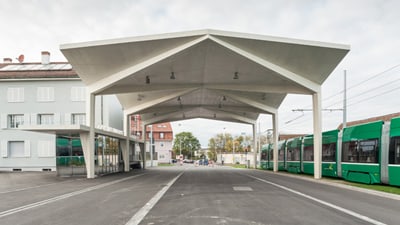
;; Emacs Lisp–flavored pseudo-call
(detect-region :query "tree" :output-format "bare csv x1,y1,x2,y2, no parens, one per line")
172,132,201,159
208,132,252,154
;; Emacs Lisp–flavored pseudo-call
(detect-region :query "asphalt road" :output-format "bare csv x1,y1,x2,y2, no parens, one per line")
0,165,399,225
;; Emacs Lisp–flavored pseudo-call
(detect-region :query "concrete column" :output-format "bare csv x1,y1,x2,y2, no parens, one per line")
82,93,95,178
142,123,146,169
122,113,130,172
253,123,257,169
272,113,279,172
313,91,322,179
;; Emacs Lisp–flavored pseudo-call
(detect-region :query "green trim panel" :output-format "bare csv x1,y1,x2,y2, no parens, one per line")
286,161,301,173
390,117,400,137
342,121,383,142
342,163,380,184
302,162,338,177
388,165,400,186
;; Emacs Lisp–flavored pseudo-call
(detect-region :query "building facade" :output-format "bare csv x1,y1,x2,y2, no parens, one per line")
131,115,173,163
0,52,124,172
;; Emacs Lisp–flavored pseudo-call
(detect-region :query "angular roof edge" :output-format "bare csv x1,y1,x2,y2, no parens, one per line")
60,29,350,51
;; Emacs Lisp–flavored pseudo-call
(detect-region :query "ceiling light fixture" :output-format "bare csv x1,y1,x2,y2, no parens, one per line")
233,72,239,80
223,96,227,101
177,96,181,101
146,75,150,84
170,71,175,79
262,93,266,100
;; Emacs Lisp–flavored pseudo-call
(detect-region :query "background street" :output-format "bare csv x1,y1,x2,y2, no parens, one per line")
1,165,399,225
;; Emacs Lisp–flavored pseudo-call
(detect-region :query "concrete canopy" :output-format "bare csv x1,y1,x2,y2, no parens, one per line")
60,29,350,125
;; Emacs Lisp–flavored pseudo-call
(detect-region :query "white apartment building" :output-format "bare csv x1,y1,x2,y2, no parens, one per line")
0,52,124,173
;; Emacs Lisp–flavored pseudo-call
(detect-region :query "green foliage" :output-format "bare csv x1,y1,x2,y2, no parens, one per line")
158,163,174,167
172,132,201,158
347,183,400,195
208,132,252,154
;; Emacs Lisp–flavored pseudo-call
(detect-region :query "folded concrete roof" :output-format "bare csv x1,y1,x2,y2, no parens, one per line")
61,29,349,125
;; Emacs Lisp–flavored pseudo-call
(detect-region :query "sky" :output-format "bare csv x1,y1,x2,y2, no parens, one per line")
1,0,400,147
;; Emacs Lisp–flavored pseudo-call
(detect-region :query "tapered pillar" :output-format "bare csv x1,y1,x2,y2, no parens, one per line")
272,113,279,172
122,113,130,172
253,123,257,169
142,123,146,169
313,91,322,179
83,93,95,178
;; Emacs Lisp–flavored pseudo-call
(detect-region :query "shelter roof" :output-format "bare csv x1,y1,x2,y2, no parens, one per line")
61,29,349,125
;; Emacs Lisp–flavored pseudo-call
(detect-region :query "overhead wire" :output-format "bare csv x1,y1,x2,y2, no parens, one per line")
324,76,400,109
282,63,400,129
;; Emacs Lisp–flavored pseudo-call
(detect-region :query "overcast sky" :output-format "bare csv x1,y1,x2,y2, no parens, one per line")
2,0,400,147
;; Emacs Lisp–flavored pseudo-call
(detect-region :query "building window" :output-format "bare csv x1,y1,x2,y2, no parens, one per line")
38,114,54,125
72,113,86,125
7,87,24,102
160,142,164,147
37,87,55,102
71,87,86,102
160,132,165,139
8,114,24,128
9,141,25,157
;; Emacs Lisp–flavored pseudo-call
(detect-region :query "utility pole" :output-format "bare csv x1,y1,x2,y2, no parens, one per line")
343,70,347,129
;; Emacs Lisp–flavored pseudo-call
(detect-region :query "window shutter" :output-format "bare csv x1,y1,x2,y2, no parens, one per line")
24,141,31,157
24,114,30,126
54,113,60,125
49,87,55,101
19,88,24,102
64,113,71,125
0,114,7,128
1,141,7,157
30,113,37,125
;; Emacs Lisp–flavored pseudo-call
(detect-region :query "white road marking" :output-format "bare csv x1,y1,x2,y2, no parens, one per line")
0,174,145,219
233,186,253,191
0,179,82,194
125,172,184,225
247,174,387,225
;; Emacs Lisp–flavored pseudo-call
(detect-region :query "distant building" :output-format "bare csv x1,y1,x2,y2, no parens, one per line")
131,115,173,163
0,52,124,173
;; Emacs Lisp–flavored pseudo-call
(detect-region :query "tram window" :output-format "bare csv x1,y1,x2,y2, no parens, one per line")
342,141,358,162
358,139,378,163
389,137,400,164
303,146,313,161
343,139,378,163
261,151,267,160
322,143,336,162
269,150,274,160
286,148,300,161
278,149,284,161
